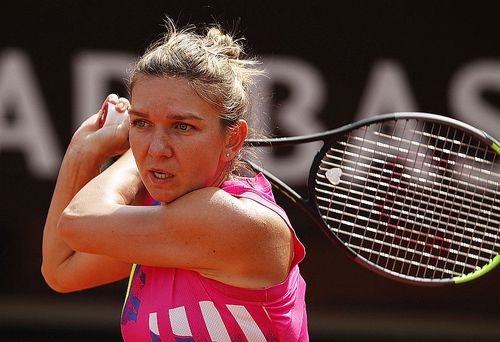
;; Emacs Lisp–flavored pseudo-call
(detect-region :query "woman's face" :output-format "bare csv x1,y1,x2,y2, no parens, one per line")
129,76,230,203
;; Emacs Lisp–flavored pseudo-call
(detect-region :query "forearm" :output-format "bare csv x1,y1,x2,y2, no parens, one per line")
59,150,144,248
42,147,102,290
68,149,143,209
42,148,142,289
42,96,135,292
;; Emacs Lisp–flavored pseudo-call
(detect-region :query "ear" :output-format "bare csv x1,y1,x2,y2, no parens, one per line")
222,120,248,162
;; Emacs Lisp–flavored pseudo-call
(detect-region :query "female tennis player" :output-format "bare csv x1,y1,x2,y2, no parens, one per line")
42,20,309,341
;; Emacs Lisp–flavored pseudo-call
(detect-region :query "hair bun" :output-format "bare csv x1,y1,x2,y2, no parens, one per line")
205,27,242,59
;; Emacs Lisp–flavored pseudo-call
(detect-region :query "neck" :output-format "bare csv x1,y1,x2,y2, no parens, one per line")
210,162,232,188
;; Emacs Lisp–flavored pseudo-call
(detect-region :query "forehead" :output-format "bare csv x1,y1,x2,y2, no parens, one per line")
130,76,219,119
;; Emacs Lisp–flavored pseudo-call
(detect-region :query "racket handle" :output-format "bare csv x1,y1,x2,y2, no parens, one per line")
99,102,128,128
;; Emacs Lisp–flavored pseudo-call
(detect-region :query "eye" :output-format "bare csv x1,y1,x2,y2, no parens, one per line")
132,119,149,128
176,122,193,131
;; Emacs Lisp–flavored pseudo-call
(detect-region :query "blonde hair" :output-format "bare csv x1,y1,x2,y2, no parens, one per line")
129,19,264,176
130,19,263,129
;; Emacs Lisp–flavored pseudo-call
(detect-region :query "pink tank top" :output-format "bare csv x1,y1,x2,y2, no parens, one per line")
121,173,308,341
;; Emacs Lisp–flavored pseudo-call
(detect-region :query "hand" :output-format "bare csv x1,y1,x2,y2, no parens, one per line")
69,94,131,165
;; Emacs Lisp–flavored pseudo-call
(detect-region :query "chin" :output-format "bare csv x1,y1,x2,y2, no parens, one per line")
150,191,177,204
144,180,204,204
142,186,173,204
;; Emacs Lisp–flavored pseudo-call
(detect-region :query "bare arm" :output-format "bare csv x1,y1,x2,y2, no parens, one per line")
60,157,292,288
46,96,292,290
42,97,134,292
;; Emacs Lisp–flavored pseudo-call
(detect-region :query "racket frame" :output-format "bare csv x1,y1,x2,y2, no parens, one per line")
245,112,500,286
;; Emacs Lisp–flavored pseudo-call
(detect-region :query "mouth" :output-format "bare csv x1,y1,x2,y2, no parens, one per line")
153,171,170,179
148,169,174,183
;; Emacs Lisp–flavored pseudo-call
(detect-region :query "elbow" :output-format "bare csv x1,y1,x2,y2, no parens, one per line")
40,262,76,293
57,207,84,251
58,208,72,241
41,207,90,293
58,204,106,254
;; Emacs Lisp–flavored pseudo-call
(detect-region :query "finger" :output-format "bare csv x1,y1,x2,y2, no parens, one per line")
98,94,117,116
107,93,119,104
116,97,130,112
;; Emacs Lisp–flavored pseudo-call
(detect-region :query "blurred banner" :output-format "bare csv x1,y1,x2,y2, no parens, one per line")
1,1,499,340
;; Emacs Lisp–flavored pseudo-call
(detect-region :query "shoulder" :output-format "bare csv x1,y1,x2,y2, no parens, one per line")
182,187,293,288
188,186,290,240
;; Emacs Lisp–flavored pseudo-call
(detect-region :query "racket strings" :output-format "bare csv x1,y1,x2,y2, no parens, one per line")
325,121,500,226
424,124,465,280
397,122,476,280
373,120,412,270
335,132,499,199
339,128,372,248
316,169,500,251
316,158,499,267
315,118,500,282
326,140,498,212
453,139,498,276
316,180,498,263
315,199,495,265
390,122,434,278
430,127,468,279
320,151,499,232
377,129,498,169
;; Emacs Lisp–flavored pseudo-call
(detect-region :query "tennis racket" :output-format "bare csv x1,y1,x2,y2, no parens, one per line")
99,101,127,128
245,112,500,286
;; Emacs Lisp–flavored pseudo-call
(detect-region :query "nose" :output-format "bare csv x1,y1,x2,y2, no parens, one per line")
147,130,174,158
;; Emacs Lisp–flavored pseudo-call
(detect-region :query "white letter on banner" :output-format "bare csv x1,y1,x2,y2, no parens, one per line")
250,56,326,185
449,59,500,135
356,59,417,120
0,49,61,178
73,52,135,130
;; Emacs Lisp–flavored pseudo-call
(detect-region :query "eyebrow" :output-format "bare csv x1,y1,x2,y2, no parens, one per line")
128,109,204,121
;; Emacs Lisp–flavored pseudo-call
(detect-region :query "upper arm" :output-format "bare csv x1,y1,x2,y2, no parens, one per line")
60,187,292,287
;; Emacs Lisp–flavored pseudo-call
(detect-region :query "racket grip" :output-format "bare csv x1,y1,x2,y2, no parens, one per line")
99,102,128,128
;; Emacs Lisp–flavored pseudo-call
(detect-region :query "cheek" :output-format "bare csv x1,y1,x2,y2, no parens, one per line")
129,133,147,163
128,130,138,148
129,128,150,147
183,145,219,167
183,138,224,168
198,135,225,158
